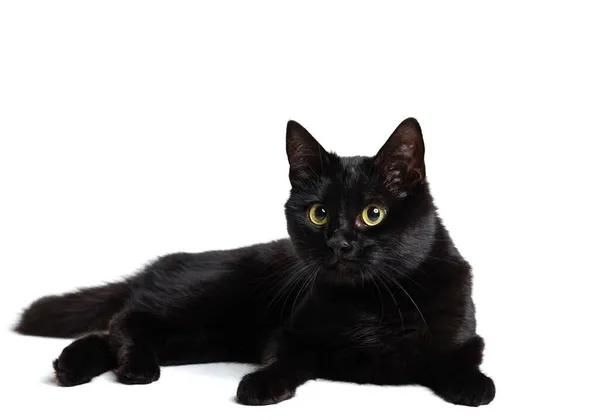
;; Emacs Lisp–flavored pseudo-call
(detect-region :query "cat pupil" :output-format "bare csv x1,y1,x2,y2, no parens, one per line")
315,206,327,220
367,207,379,221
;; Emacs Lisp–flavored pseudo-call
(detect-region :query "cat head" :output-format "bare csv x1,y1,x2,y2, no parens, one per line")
284,118,437,280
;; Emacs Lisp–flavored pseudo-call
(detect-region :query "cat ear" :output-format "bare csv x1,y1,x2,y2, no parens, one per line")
374,117,426,195
286,120,329,186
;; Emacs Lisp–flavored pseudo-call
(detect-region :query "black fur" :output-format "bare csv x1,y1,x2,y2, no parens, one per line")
15,117,495,407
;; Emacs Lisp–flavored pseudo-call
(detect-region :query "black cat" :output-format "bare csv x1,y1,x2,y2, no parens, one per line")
14,117,495,407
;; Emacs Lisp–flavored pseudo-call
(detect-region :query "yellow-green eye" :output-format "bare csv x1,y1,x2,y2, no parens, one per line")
309,204,328,225
362,204,385,226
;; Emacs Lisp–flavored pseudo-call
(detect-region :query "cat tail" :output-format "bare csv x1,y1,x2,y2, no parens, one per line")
14,281,131,338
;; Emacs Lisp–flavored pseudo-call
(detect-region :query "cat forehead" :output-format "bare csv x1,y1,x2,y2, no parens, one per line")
292,155,377,200
316,155,380,202
337,156,370,185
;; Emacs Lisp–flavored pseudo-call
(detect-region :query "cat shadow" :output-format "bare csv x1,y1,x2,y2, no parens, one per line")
42,362,256,387
161,362,255,381
43,374,59,386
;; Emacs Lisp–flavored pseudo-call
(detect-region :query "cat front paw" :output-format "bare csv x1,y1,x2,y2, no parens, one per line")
236,369,296,406
432,370,496,407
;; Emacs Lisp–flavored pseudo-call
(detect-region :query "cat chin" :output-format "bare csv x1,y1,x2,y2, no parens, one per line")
321,260,365,281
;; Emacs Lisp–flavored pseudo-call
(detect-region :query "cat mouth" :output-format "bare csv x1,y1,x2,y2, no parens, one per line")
324,257,361,271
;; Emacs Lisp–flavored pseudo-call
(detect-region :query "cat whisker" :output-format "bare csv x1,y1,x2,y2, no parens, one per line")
277,260,319,321
425,255,462,265
378,266,429,331
380,261,427,291
368,266,405,332
290,265,320,321
267,259,316,312
255,258,307,301
363,269,384,322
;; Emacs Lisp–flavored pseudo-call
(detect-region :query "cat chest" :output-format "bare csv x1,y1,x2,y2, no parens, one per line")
297,311,422,351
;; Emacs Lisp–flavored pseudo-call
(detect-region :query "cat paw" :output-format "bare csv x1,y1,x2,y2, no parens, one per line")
53,335,112,386
236,369,296,406
116,358,160,385
53,354,93,387
432,370,496,407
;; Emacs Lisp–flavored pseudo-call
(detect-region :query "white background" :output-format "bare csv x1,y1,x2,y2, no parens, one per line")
1,1,599,419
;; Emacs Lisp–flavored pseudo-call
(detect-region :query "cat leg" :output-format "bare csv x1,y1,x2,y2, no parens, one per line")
417,336,496,407
236,330,316,406
157,330,264,366
53,332,116,386
109,310,162,385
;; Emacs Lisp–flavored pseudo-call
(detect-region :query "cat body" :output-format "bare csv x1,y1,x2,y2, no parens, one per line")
15,118,495,407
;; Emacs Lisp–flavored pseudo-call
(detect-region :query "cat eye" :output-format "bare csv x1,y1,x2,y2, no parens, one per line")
309,204,328,225
361,204,386,226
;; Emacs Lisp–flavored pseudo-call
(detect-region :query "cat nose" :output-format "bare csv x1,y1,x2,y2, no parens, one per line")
327,238,352,257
